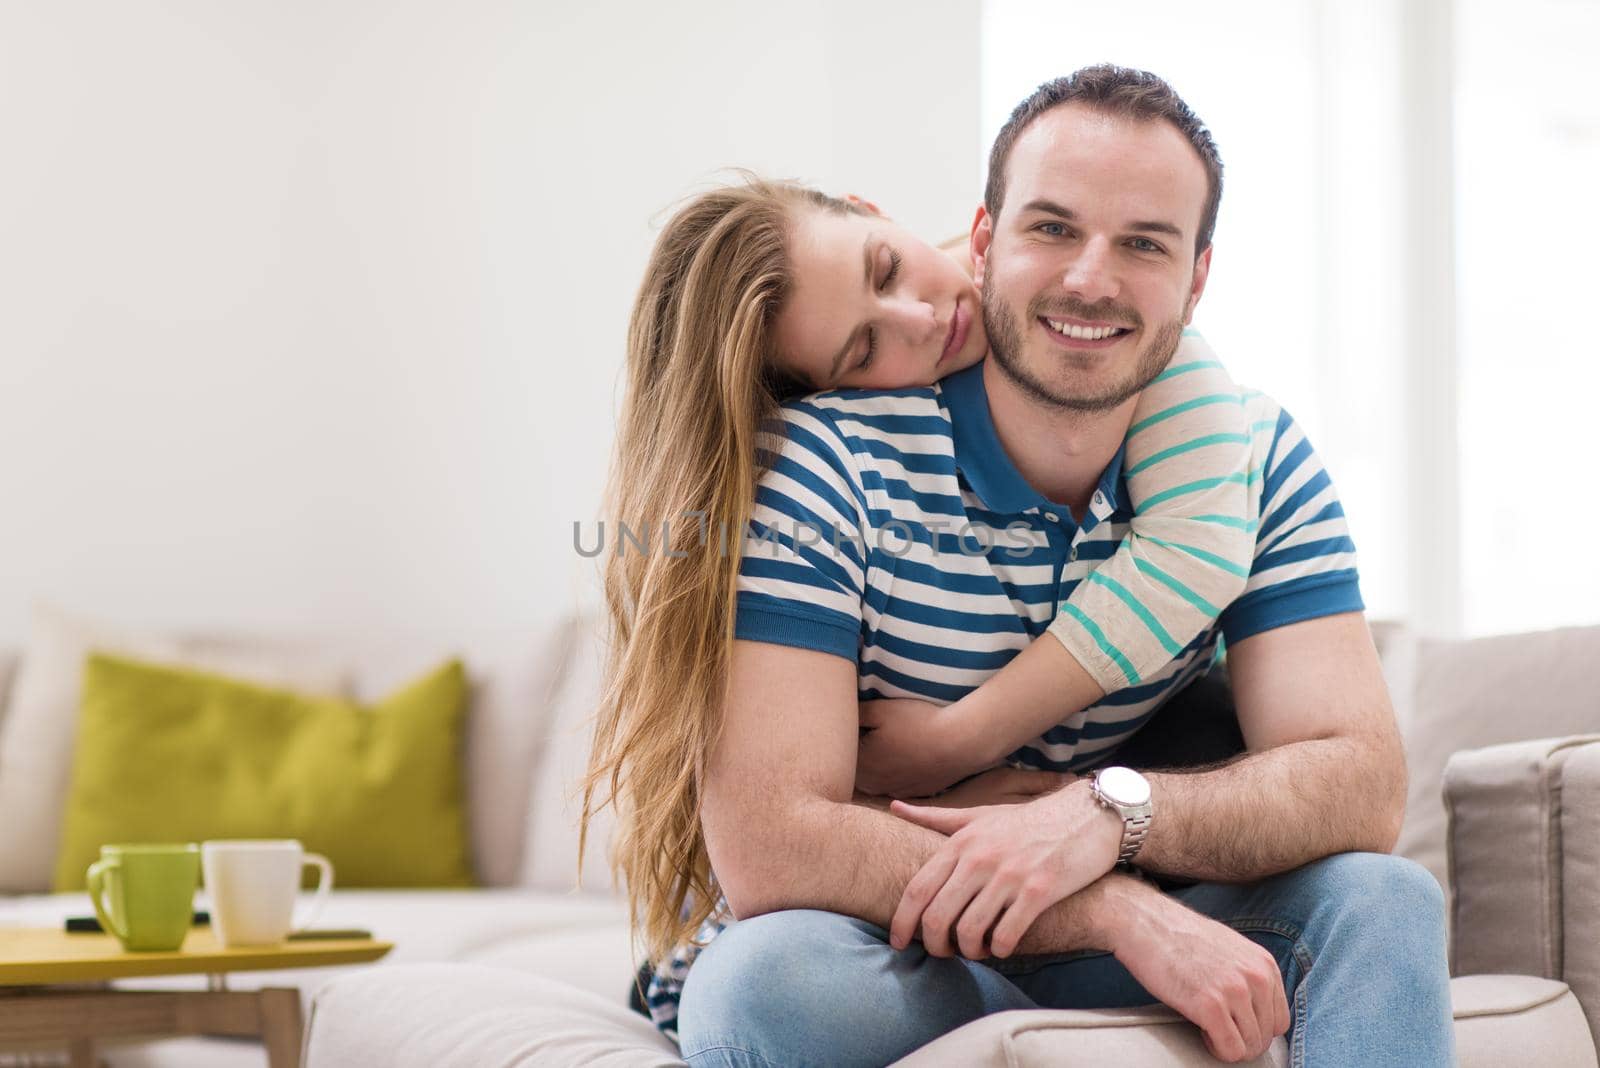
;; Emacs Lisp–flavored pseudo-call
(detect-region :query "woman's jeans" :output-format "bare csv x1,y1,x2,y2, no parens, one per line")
675,851,1455,1067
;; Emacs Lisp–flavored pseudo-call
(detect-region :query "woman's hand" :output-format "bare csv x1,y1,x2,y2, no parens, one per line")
854,765,1072,812
856,697,992,799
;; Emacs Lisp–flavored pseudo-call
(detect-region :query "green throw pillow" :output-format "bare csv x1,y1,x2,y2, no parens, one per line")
53,652,477,891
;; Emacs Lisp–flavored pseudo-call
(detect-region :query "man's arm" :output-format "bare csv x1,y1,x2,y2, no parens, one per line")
703,637,1291,1059
1127,611,1407,882
701,637,1133,954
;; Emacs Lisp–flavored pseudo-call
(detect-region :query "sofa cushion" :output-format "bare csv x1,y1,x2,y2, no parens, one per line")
294,950,1596,1068
891,975,1592,1068
305,963,686,1068
52,654,476,891
889,1005,1286,1067
462,924,641,1005
1396,623,1600,893
1449,975,1598,1068
0,604,349,893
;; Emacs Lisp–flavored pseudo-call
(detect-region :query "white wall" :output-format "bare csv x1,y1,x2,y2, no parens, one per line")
981,0,1419,627
0,0,981,645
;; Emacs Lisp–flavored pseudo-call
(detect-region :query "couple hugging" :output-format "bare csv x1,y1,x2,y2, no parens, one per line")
582,65,1454,1067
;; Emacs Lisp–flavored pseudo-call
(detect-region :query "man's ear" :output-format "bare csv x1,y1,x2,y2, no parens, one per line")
844,194,883,216
970,206,993,287
1184,244,1213,324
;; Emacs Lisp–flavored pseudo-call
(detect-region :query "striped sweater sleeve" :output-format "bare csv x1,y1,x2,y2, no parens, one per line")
734,399,874,663
1047,330,1255,691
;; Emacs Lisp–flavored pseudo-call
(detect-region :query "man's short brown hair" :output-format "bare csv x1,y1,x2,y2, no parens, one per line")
984,65,1224,258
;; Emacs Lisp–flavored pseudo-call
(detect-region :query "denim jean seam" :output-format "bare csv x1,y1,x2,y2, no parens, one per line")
1216,916,1314,1067
1290,940,1312,1068
682,1040,788,1068
1220,915,1304,942
983,947,1106,976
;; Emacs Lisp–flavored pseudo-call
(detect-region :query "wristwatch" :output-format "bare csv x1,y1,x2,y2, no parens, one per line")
1090,766,1153,867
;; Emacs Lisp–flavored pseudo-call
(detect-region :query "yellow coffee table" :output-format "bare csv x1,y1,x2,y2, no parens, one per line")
0,927,392,1068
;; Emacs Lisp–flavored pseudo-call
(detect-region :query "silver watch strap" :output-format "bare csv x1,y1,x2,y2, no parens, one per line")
1119,811,1152,864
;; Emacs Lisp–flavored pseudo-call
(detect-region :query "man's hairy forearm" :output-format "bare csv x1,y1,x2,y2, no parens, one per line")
722,795,1130,955
1133,734,1405,883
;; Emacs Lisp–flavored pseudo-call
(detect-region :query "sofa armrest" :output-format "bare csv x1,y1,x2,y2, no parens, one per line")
1444,734,1600,1040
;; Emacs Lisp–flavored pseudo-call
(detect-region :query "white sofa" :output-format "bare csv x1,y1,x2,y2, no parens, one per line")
0,607,646,1067
3,609,1599,1066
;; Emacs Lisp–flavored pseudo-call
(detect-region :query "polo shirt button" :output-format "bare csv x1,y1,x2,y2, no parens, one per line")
1044,511,1059,523
1068,547,1079,562
1093,491,1105,507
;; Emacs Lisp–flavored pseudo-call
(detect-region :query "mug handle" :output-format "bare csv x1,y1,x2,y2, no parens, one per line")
289,852,335,934
85,858,129,944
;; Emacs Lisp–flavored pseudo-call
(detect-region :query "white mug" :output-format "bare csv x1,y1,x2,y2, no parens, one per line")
201,839,334,947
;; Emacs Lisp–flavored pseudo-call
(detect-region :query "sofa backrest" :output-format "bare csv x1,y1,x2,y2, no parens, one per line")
0,605,577,893
11,605,1592,903
1391,622,1600,895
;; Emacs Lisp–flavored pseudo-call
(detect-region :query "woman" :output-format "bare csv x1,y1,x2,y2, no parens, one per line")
580,174,1252,1041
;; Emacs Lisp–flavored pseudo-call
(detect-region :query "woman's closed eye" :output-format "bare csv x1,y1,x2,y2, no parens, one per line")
857,249,902,373
879,249,902,291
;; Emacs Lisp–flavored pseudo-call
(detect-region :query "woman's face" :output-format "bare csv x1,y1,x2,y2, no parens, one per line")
773,206,989,391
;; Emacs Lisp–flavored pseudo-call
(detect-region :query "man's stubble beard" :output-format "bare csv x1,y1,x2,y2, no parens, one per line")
981,261,1188,413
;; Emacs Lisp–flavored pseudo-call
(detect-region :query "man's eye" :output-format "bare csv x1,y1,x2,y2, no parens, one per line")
1038,222,1068,237
1130,237,1163,253
860,327,877,370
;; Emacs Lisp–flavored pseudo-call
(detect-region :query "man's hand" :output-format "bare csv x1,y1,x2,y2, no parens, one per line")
857,697,991,798
1107,891,1290,1063
884,781,1123,959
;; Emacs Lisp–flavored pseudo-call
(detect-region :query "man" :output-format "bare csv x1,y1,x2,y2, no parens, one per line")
671,66,1454,1066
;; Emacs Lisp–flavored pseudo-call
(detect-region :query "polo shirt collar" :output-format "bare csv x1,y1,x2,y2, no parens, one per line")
938,361,1131,517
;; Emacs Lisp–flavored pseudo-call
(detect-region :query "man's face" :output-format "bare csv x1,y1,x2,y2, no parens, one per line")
974,103,1213,412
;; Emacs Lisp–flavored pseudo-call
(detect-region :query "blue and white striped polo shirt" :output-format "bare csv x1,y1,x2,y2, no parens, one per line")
644,357,1364,1042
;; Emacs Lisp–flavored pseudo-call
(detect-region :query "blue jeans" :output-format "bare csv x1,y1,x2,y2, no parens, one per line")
676,851,1455,1067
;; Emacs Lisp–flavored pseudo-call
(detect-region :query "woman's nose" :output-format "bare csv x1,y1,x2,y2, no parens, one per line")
890,299,939,345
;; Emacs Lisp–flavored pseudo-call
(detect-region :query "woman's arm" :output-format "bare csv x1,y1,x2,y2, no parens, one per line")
855,332,1253,798
1047,330,1253,691
853,765,1076,811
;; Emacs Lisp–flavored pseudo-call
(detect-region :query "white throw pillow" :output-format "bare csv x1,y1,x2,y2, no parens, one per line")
0,603,349,893
0,648,18,736
521,613,617,895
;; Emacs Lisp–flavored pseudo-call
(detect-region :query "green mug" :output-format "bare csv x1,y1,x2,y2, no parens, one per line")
85,843,200,951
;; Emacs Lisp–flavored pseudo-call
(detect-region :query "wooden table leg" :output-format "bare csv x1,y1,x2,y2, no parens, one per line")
0,986,303,1067
257,988,303,1068
66,1036,97,1068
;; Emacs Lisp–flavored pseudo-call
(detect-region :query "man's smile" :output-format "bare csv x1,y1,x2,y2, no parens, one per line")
1039,316,1134,349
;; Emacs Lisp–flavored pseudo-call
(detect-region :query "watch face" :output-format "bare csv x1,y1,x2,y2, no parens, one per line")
1098,766,1151,806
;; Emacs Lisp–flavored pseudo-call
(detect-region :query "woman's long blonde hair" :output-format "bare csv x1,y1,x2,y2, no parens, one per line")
578,176,866,971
